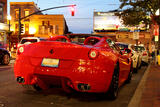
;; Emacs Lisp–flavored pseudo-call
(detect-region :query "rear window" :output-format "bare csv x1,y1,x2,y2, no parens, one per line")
66,35,102,45
116,43,128,50
21,39,38,44
134,46,145,51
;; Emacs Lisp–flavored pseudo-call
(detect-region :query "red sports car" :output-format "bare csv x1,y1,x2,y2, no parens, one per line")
14,35,132,99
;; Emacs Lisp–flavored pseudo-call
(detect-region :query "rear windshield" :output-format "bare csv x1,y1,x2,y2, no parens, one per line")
66,35,102,45
134,46,145,51
116,43,128,50
21,39,38,44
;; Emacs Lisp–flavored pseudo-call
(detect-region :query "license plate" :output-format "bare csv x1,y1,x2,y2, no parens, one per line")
41,58,59,67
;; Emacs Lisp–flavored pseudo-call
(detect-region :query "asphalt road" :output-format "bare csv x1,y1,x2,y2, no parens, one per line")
0,63,148,107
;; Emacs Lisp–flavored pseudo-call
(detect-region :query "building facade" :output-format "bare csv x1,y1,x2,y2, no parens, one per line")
10,2,68,44
0,0,8,44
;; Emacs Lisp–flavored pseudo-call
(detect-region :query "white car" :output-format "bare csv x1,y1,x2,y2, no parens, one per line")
17,37,47,48
134,45,149,65
116,42,142,73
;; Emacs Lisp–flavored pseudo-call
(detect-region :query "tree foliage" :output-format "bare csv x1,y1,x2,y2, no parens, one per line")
116,0,160,27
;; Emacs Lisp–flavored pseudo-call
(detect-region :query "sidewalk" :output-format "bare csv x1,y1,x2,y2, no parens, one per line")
128,62,160,107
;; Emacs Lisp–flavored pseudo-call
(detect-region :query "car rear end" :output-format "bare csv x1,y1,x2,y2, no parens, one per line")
14,41,114,93
135,45,149,64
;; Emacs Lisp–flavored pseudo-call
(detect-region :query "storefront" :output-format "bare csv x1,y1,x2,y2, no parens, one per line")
0,22,8,45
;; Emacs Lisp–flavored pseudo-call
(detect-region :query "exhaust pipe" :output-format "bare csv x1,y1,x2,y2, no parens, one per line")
77,83,91,91
16,77,25,83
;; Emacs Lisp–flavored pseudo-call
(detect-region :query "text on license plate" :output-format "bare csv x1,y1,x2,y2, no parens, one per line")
41,58,59,67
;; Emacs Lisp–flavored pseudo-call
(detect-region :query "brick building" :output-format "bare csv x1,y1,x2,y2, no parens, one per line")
0,0,8,44
10,2,68,44
0,0,7,23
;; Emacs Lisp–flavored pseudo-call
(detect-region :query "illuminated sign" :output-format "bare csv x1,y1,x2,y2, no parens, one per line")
94,12,123,30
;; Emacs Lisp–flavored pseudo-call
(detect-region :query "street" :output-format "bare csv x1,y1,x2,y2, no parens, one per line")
0,62,148,107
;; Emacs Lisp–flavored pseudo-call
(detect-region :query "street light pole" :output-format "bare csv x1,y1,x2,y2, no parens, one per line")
7,15,11,51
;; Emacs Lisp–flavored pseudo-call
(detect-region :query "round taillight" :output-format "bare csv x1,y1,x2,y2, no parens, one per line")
19,47,24,53
17,46,24,55
89,50,99,59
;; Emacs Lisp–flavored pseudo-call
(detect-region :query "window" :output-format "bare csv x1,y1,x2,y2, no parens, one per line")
24,10,29,17
15,24,19,34
15,10,19,19
39,21,54,35
21,39,37,44
0,3,3,22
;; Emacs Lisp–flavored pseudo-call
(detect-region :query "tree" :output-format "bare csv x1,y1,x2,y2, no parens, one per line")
116,0,160,27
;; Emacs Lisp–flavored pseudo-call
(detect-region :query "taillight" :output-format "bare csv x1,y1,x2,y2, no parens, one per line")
88,49,99,59
17,46,24,55
142,51,147,56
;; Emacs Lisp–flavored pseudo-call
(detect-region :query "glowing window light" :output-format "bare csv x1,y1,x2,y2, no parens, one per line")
29,27,36,34
0,24,4,29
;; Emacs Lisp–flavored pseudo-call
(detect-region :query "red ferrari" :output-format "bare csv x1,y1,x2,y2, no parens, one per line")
14,35,132,99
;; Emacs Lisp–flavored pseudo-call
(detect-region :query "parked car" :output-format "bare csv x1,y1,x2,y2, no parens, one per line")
0,41,7,49
116,42,142,73
14,35,132,99
0,48,10,65
134,45,149,65
17,37,47,48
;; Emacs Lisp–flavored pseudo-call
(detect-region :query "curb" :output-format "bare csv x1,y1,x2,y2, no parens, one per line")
128,64,151,107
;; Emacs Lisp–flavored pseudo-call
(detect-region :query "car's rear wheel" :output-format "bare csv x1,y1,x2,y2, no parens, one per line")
108,64,119,100
133,61,139,73
2,54,10,65
32,84,42,91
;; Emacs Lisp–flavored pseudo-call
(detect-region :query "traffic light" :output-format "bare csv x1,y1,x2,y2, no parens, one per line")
71,6,75,16
20,24,24,34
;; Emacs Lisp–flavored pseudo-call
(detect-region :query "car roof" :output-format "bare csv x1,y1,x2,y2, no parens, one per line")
115,42,129,45
21,37,46,39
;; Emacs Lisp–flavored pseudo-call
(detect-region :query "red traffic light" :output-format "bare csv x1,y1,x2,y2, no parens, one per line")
71,6,75,16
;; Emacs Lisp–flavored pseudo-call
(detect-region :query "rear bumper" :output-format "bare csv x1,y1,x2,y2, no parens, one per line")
142,56,149,63
14,57,113,93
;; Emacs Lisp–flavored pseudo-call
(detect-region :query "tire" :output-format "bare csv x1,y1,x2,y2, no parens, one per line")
108,64,119,100
2,54,10,65
32,84,42,91
133,61,138,73
125,64,133,84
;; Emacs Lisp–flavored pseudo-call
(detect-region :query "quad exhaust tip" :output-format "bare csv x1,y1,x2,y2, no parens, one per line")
16,77,25,83
77,83,91,91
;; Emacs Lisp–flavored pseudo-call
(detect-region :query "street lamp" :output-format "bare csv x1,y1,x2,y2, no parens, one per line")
7,15,12,51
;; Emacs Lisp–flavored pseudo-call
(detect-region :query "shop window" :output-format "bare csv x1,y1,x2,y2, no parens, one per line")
24,10,29,17
15,10,19,19
0,3,3,22
15,24,19,34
